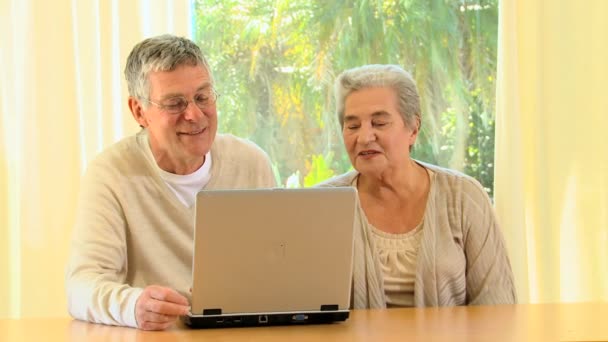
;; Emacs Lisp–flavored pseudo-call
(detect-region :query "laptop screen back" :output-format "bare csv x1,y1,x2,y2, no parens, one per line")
190,187,356,315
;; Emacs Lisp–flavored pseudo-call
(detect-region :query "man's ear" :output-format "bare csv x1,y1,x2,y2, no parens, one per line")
128,97,148,128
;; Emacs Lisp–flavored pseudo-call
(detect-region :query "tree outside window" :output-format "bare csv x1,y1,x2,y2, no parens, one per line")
194,0,498,195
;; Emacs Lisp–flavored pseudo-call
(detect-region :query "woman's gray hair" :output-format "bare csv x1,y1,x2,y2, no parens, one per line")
335,64,421,130
124,34,212,102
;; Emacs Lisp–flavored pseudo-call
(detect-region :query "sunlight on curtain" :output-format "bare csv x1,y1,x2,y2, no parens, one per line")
495,0,608,304
0,0,192,319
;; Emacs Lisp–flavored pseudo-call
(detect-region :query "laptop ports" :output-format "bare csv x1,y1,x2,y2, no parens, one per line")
292,314,308,322
258,315,268,324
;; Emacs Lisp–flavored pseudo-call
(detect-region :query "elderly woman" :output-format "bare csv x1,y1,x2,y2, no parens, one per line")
321,64,516,309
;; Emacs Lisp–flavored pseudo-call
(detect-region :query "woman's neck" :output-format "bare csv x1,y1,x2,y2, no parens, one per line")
358,159,428,201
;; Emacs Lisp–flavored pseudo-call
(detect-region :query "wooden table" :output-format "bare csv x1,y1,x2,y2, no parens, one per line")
2,302,607,341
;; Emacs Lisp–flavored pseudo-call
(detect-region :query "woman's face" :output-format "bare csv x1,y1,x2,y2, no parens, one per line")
342,87,418,177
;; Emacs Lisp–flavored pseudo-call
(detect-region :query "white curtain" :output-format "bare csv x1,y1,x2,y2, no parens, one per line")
495,0,608,304
0,0,192,318
4,0,608,320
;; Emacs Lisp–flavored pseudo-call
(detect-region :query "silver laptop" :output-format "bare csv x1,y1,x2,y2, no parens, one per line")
183,187,357,328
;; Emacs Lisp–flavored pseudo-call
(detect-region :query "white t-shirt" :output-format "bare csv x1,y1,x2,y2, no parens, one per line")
156,153,212,207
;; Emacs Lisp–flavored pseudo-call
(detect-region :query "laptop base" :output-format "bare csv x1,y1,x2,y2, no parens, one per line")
182,311,349,329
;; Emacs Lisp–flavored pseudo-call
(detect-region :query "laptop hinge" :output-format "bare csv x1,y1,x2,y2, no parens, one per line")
202,308,222,315
320,304,339,311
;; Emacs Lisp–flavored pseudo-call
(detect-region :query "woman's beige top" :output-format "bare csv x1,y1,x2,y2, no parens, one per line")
319,161,517,309
370,222,423,307
351,171,431,307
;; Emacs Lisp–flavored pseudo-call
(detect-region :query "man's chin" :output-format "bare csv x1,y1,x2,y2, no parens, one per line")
185,148,210,159
179,132,215,159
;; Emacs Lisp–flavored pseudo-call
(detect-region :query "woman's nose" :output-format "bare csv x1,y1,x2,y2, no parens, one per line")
357,125,376,144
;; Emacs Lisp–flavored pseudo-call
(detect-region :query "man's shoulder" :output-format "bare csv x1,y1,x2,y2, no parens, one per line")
212,133,270,162
86,132,147,173
208,134,275,188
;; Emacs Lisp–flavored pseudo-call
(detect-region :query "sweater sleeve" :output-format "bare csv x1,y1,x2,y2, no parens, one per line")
65,158,143,328
258,148,278,188
461,177,518,305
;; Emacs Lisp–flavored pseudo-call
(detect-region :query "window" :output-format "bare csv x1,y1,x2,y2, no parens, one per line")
194,0,498,194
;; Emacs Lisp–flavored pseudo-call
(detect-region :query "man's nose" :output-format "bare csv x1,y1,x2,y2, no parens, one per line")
182,101,205,121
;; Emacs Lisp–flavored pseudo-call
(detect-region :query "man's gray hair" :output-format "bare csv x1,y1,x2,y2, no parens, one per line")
335,64,421,130
124,34,212,102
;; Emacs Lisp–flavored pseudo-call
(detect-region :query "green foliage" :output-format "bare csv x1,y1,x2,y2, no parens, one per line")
194,0,498,194
303,154,335,187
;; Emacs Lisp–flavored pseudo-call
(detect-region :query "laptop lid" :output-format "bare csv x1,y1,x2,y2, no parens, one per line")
190,187,356,316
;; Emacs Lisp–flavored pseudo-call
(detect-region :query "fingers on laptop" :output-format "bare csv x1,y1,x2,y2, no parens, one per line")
138,319,175,331
136,285,190,331
138,314,175,331
148,286,190,307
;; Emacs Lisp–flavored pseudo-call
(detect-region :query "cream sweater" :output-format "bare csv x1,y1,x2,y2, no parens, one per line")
319,161,517,308
65,130,276,327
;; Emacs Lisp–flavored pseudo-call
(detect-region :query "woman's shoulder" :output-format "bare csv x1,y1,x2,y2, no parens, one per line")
315,170,358,187
418,161,490,202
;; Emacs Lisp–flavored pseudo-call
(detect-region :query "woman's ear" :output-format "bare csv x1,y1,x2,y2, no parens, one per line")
128,97,148,128
408,116,421,146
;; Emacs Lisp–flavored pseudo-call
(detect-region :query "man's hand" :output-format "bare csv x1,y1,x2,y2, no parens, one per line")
135,285,190,331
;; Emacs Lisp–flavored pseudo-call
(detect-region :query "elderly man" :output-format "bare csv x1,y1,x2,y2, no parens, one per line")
65,35,276,330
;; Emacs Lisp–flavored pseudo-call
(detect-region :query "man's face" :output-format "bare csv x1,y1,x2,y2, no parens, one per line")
131,64,217,172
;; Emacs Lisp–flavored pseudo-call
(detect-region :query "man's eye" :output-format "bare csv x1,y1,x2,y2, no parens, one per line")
166,105,183,112
195,94,210,104
346,125,360,130
373,122,387,127
163,98,184,108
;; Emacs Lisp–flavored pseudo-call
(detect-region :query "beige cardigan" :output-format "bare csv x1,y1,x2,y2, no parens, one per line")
65,130,276,327
319,162,517,308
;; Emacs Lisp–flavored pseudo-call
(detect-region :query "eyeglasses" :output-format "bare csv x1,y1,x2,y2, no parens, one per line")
145,89,220,115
